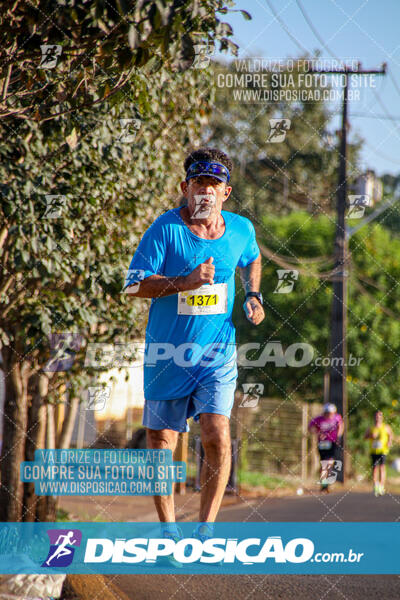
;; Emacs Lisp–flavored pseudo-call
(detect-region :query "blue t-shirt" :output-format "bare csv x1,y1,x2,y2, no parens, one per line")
125,207,260,399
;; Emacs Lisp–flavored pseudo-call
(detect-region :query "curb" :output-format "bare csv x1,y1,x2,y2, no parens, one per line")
66,575,131,600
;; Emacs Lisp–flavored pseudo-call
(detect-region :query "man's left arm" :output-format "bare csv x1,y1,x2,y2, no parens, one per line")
239,254,265,325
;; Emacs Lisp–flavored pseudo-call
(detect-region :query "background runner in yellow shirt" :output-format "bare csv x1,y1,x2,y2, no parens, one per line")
364,410,393,496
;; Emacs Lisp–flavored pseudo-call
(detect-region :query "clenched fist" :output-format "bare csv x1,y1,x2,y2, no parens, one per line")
184,257,215,289
243,297,265,325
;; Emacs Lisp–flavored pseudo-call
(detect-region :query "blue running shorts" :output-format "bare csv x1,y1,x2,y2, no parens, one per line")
142,358,237,432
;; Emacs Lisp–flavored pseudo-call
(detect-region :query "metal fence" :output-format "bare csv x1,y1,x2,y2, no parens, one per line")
187,395,323,489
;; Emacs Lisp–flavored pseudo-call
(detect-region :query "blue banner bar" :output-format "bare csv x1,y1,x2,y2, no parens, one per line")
0,522,398,574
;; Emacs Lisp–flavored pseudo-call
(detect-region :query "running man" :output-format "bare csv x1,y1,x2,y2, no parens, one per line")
124,147,264,551
308,403,344,492
364,410,393,496
45,531,77,566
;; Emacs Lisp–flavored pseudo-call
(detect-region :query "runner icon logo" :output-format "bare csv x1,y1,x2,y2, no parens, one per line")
43,333,84,373
124,269,145,293
274,269,299,293
39,45,62,69
118,118,141,144
267,119,291,143
240,383,264,408
319,460,343,485
86,386,111,411
347,195,370,219
43,195,66,219
42,529,82,568
192,43,215,69
193,194,216,219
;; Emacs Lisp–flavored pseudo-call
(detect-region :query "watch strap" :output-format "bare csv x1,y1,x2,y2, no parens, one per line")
245,291,263,305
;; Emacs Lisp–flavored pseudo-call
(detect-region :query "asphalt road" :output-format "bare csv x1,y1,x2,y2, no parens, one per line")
110,491,400,600
219,490,400,521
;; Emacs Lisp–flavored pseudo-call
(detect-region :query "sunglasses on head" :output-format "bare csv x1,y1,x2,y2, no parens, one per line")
185,161,230,183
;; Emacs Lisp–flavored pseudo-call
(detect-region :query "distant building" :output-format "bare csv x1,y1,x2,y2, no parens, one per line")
354,170,383,206
73,346,146,448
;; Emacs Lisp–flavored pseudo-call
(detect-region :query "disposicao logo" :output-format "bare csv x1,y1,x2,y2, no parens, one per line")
83,536,314,564
42,529,82,567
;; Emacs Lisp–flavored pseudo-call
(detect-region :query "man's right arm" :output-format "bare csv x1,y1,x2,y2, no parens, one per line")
125,257,215,299
125,274,190,298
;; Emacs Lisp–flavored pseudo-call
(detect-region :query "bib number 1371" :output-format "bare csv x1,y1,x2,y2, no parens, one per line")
186,294,218,306
178,283,227,315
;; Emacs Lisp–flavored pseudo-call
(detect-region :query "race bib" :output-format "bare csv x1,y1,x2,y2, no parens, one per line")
372,440,383,449
178,283,228,315
318,440,333,450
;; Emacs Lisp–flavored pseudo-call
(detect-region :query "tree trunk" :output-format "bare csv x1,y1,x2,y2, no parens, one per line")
0,347,30,521
57,393,79,449
22,373,48,522
36,404,57,521
21,377,79,522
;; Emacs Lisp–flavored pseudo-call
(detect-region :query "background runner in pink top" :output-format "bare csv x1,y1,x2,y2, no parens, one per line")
309,412,343,442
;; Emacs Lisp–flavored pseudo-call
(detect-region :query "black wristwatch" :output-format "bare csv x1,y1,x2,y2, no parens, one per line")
245,291,263,306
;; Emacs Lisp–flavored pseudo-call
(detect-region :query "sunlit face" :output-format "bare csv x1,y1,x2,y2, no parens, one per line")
180,175,232,219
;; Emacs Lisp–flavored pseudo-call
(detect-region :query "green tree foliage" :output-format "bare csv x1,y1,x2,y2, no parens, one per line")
0,0,240,121
233,212,400,471
376,174,400,236
1,70,213,395
208,59,361,219
0,0,244,520
0,80,211,519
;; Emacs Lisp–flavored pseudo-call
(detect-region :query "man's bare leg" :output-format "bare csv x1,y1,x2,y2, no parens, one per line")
372,464,379,487
320,459,334,482
146,428,179,522
380,463,386,490
198,413,231,523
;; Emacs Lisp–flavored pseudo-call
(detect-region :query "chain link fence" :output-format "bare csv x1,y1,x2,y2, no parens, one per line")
187,395,323,491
